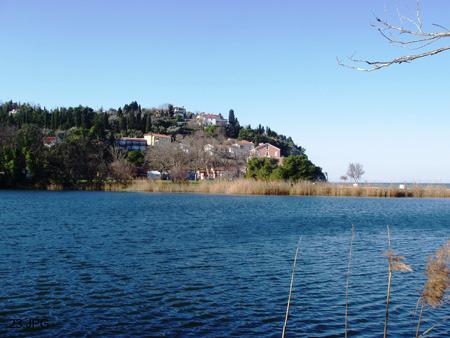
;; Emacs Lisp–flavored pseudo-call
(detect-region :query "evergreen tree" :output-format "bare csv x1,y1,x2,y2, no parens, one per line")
145,113,152,132
226,109,240,138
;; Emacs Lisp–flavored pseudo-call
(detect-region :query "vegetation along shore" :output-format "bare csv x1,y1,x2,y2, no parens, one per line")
1,101,449,197
46,179,450,198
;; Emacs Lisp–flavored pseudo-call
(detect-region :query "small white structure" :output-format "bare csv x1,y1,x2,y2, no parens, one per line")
398,184,406,190
173,106,187,117
147,170,161,180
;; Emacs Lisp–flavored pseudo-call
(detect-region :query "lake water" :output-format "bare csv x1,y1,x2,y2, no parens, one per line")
0,191,449,337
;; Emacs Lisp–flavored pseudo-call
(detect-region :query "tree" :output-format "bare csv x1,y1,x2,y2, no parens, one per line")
339,1,450,71
110,148,135,183
246,157,279,180
46,132,110,185
145,142,191,181
145,113,152,132
278,155,327,182
0,126,25,186
226,109,240,138
167,104,174,117
127,150,145,167
346,163,365,183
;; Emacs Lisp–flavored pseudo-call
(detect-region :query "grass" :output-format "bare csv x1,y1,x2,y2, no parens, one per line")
98,179,450,198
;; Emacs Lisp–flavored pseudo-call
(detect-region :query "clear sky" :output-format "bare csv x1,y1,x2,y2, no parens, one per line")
1,0,449,182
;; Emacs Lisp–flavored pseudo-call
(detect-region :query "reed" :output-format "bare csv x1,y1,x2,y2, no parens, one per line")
415,240,450,338
344,225,355,338
282,237,302,338
383,225,413,338
99,179,450,198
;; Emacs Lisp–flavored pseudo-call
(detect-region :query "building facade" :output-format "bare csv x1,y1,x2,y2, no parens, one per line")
116,137,148,151
251,143,281,161
144,133,172,146
195,113,228,127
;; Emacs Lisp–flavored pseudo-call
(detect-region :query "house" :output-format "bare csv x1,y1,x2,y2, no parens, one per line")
227,139,255,160
116,137,148,151
144,133,172,146
251,143,282,162
195,113,228,127
173,106,187,118
43,136,59,148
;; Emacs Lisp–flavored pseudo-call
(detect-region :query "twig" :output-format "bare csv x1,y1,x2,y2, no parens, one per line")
345,224,355,338
282,236,302,338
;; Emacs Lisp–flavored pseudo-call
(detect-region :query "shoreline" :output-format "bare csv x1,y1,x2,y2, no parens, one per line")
13,179,449,198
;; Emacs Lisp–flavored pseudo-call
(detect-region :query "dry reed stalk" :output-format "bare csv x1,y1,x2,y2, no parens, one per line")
98,179,450,198
415,240,450,338
345,225,355,338
282,236,302,338
383,225,413,338
419,316,449,337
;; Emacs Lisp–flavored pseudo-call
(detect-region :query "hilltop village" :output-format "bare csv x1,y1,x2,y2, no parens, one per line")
0,101,326,187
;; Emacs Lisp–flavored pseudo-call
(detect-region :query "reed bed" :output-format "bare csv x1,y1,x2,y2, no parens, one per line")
100,179,450,198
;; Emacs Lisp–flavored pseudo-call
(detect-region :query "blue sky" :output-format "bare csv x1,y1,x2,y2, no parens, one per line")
1,0,449,182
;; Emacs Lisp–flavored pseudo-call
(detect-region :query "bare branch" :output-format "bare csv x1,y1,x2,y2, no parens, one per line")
340,1,450,71
339,46,450,72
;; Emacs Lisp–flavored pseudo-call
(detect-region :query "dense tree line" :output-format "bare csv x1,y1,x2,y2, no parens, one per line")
0,126,111,187
0,101,190,138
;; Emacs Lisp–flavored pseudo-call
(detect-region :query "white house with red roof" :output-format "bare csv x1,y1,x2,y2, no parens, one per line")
195,113,228,127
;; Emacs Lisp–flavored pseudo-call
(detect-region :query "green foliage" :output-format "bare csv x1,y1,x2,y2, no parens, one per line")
226,109,240,138
0,125,48,186
127,150,144,167
205,125,218,137
46,136,110,185
246,157,279,180
238,125,303,156
246,155,326,182
277,155,326,182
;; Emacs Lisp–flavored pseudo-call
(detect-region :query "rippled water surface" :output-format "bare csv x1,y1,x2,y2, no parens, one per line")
0,191,449,337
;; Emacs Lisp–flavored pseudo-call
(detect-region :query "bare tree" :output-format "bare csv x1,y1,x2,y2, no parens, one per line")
145,141,191,181
338,0,450,71
180,131,212,178
110,147,135,183
347,163,365,183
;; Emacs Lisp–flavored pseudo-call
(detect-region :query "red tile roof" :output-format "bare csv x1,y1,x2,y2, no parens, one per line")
254,143,280,151
199,113,224,119
144,133,171,138
238,140,254,145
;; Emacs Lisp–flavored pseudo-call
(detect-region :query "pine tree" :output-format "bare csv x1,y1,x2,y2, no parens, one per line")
145,113,152,132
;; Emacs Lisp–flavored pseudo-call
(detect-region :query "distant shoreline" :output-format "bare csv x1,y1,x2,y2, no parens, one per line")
27,179,450,198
